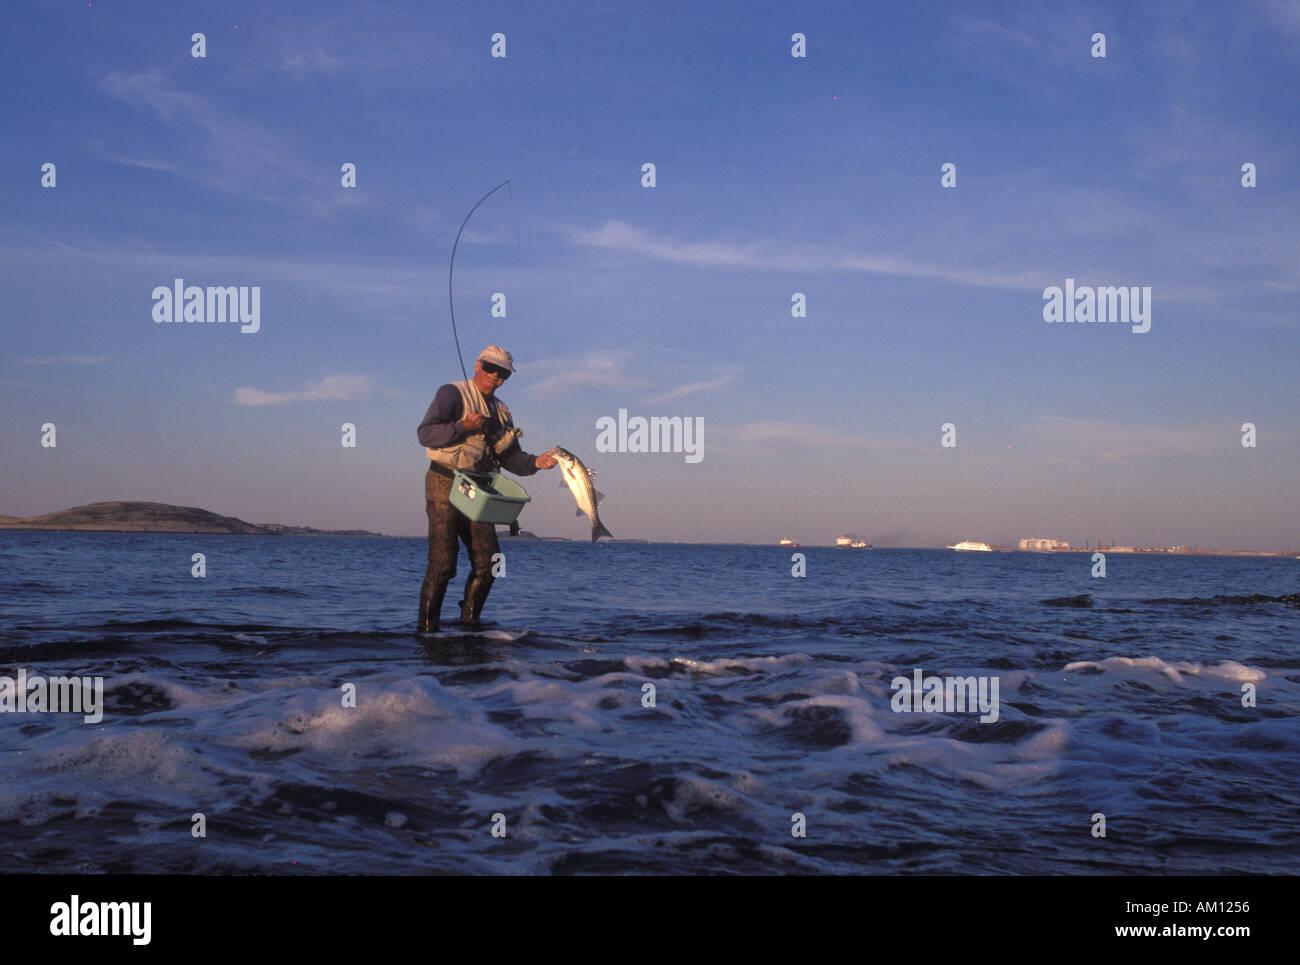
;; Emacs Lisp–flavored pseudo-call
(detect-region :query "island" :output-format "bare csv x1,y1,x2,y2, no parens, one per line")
0,501,389,537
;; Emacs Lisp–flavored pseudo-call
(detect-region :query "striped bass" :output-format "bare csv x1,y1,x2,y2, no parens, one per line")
549,446,612,542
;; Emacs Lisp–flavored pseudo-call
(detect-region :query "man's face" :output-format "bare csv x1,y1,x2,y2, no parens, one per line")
474,359,509,396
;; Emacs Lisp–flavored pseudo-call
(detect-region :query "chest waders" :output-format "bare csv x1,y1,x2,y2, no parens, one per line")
418,381,523,632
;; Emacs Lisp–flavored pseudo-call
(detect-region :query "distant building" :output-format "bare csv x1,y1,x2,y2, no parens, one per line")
1018,538,1072,551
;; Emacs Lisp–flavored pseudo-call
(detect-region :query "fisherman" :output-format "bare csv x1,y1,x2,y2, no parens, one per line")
417,346,557,632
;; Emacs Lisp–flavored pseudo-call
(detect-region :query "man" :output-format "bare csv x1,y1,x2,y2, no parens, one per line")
416,345,556,632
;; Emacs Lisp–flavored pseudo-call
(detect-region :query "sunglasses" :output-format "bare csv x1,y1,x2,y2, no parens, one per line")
480,362,510,379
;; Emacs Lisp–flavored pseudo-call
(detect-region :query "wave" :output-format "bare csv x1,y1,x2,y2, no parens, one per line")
1139,592,1300,608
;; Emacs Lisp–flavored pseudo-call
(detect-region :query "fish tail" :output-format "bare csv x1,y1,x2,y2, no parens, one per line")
592,522,613,542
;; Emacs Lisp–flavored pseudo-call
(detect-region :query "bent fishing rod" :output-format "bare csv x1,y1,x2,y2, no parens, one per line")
448,179,516,382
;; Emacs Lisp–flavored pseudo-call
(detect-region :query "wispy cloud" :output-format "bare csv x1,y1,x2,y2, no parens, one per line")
571,221,775,269
0,241,434,306
233,375,374,406
21,355,109,366
101,154,178,173
260,16,460,80
0,227,88,254
566,214,1293,305
526,351,648,397
96,69,353,219
1259,0,1300,34
837,252,1049,291
1025,416,1223,463
650,366,742,403
277,43,346,79
951,16,1062,63
570,220,1052,290
946,6,1130,94
736,420,916,453
525,354,739,403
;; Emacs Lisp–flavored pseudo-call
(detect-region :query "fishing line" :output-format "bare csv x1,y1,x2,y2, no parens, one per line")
447,181,553,456
503,182,552,448
506,179,522,258
448,179,512,383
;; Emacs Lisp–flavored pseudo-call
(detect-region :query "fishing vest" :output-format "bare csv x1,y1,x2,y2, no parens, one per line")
425,380,522,471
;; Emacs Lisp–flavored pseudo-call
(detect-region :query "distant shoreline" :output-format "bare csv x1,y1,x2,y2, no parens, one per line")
966,546,1295,558
0,501,390,538
2,502,1294,554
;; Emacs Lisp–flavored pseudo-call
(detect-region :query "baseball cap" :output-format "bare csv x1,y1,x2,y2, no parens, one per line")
477,345,516,373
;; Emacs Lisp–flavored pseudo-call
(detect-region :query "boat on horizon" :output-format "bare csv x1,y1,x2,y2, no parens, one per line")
835,535,872,548
947,540,993,551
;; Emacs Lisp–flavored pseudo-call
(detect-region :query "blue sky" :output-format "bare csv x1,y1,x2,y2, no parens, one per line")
2,0,1297,548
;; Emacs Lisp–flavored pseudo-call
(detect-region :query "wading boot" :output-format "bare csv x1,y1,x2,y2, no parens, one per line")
455,602,483,632
418,582,444,634
457,574,492,631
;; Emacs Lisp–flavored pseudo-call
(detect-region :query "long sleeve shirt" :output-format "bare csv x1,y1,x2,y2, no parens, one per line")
417,383,540,476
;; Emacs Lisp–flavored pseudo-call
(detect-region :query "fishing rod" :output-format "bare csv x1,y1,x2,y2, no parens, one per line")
448,179,516,381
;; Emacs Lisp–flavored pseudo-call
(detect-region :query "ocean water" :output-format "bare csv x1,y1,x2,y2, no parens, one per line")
0,532,1297,875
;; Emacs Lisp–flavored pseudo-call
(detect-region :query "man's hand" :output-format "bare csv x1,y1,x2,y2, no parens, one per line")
534,453,557,470
461,413,487,431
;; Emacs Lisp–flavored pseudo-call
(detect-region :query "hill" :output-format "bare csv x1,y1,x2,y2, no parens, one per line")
0,501,386,536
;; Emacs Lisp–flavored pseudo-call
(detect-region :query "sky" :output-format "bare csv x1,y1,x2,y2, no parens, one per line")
2,0,1297,549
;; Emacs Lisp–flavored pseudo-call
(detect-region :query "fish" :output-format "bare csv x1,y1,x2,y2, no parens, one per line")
548,446,612,542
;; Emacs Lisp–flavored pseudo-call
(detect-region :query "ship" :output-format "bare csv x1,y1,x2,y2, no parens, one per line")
779,538,799,547
835,535,872,548
947,540,993,551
